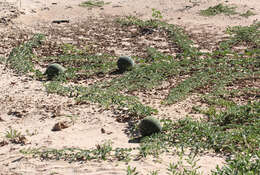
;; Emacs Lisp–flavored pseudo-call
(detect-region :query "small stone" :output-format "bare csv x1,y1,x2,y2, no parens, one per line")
101,128,106,133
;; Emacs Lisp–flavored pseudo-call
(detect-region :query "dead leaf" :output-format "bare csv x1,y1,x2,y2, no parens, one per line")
10,135,29,145
0,140,8,147
7,110,23,118
51,105,62,118
106,131,113,135
52,121,70,131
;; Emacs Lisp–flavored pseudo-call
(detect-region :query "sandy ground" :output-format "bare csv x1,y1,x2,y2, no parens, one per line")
0,0,259,174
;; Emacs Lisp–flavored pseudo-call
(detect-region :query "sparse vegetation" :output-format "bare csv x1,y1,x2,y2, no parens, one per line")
240,10,256,18
21,141,134,163
212,150,260,174
200,4,237,16
116,16,197,57
0,56,5,63
2,6,260,174
144,102,259,154
5,127,27,145
5,127,21,140
151,8,163,20
126,165,139,175
226,22,260,47
79,0,108,8
6,33,45,74
167,149,201,175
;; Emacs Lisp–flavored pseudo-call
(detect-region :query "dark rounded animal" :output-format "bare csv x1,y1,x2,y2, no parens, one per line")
117,56,134,72
139,117,162,136
44,63,66,78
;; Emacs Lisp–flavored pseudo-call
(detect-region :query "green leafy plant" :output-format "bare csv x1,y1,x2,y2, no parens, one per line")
200,4,237,16
4,127,27,145
114,148,132,162
61,43,85,55
226,22,260,47
5,127,21,140
240,10,256,18
152,8,163,20
126,165,139,175
148,170,159,175
138,133,167,158
21,141,114,162
6,33,45,74
94,141,113,160
44,81,73,96
79,0,108,8
212,150,260,174
167,150,201,175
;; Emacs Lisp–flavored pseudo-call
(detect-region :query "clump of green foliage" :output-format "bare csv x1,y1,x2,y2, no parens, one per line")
240,10,256,18
226,22,260,47
200,3,237,16
126,166,139,175
44,81,157,120
212,150,260,174
5,127,21,140
21,141,133,163
6,33,45,74
79,0,108,8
